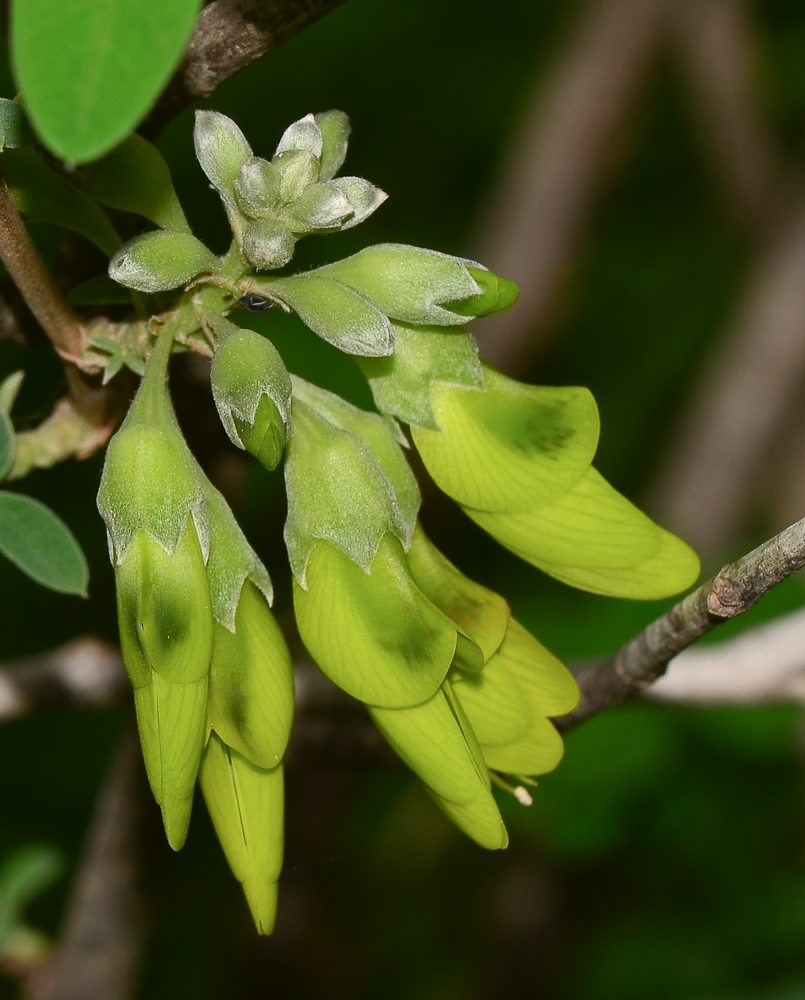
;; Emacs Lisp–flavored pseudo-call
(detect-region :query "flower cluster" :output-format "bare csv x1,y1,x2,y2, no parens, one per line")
98,111,700,933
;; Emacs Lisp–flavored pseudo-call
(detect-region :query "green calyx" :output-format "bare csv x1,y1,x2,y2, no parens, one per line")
209,315,291,471
283,378,419,582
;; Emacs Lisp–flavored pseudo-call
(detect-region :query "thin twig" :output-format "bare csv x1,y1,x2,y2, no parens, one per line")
0,638,128,722
558,512,805,730
146,0,349,134
646,606,805,705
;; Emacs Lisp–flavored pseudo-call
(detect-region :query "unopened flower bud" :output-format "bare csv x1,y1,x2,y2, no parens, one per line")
109,230,222,293
234,157,281,219
314,109,351,181
273,149,320,204
274,113,323,158
312,244,483,325
243,217,295,270
445,266,519,317
209,317,291,471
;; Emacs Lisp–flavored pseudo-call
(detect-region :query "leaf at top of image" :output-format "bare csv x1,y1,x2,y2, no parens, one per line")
0,490,89,595
10,0,203,164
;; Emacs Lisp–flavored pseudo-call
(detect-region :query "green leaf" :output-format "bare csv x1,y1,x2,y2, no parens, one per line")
534,527,701,600
412,366,600,512
200,736,283,935
0,490,88,594
208,583,294,770
108,230,221,292
253,274,394,357
0,371,24,415
466,467,662,569
293,536,457,708
3,148,121,256
11,0,204,163
0,98,36,150
75,133,190,232
0,843,63,950
0,413,14,482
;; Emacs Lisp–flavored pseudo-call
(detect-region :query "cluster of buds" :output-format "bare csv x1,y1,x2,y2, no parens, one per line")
99,110,700,932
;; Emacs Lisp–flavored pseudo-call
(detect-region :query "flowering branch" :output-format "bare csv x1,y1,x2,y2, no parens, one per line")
559,512,805,730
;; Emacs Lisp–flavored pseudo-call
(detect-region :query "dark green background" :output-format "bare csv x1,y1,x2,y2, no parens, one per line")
3,0,805,997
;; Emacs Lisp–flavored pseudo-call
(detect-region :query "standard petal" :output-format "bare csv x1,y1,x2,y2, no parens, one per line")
412,366,600,513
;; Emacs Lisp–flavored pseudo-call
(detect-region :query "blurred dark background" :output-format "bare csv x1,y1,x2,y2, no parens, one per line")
4,0,805,997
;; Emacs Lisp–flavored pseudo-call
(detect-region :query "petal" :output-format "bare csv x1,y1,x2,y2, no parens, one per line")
412,367,599,512
134,670,208,850
294,535,456,708
533,526,701,600
208,582,294,768
466,467,662,569
200,735,283,935
407,523,509,663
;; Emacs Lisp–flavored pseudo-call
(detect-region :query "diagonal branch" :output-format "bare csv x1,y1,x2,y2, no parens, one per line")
558,513,805,730
146,0,350,133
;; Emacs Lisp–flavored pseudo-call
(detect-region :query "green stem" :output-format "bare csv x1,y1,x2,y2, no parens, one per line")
125,306,197,428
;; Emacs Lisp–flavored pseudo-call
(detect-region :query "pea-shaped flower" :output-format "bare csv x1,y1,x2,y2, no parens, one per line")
97,322,214,848
361,323,700,600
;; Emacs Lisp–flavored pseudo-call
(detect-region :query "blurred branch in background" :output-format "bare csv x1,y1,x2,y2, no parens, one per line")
0,639,128,722
471,0,667,373
648,201,805,557
672,0,786,232
147,0,349,133
35,730,149,1000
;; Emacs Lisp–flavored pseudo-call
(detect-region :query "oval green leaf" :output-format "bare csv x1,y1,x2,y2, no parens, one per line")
4,148,121,257
0,490,88,594
76,133,190,232
12,0,204,163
